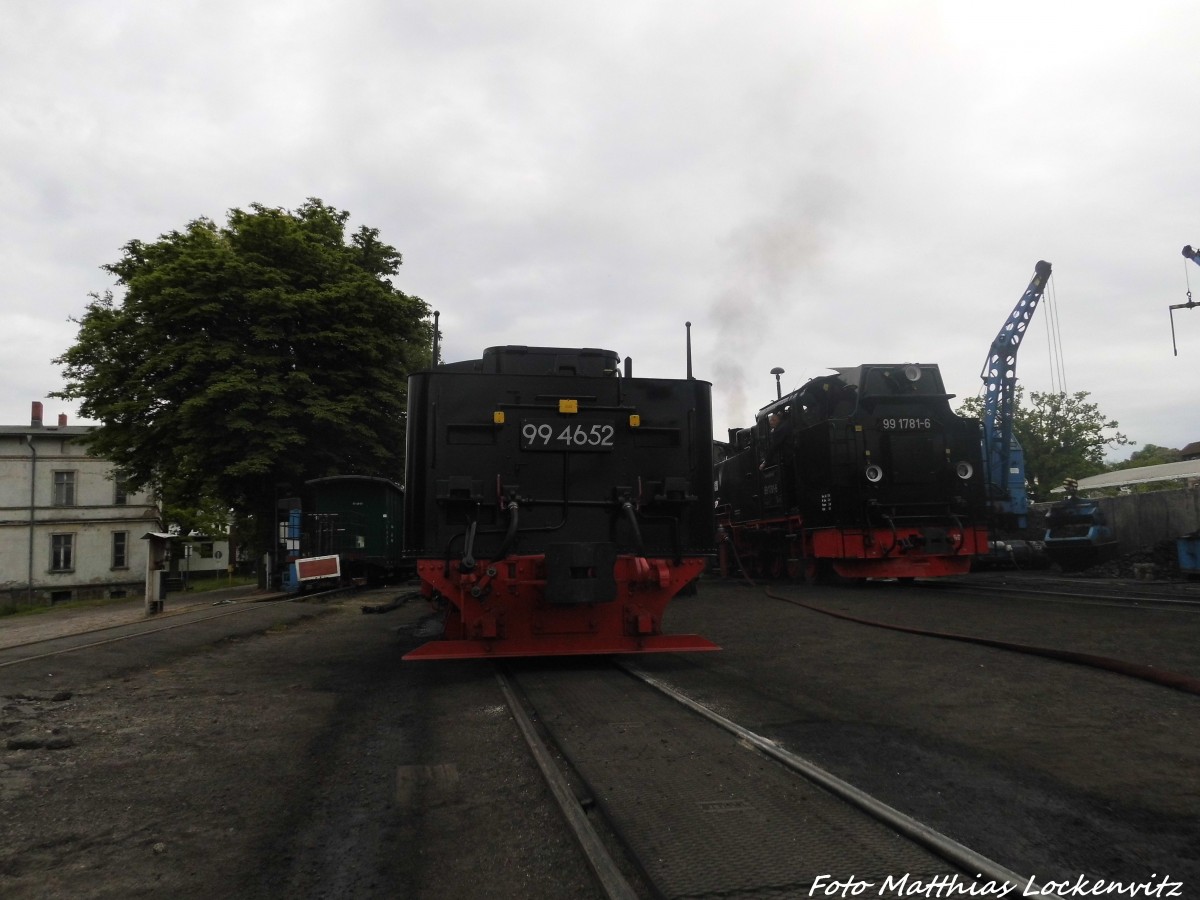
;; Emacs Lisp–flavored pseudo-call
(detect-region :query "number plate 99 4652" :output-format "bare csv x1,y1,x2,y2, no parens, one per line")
521,420,617,451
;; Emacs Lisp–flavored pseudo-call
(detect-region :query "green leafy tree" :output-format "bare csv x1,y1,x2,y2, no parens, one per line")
957,388,1132,502
1108,444,1181,470
54,199,432,564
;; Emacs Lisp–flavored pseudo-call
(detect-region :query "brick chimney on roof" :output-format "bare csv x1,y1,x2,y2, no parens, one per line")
31,401,43,428
58,413,68,427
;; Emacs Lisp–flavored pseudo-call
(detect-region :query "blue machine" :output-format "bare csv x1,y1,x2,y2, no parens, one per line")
1043,485,1118,571
279,503,304,593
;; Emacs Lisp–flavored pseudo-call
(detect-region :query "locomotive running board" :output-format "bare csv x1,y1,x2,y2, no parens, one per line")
403,634,720,661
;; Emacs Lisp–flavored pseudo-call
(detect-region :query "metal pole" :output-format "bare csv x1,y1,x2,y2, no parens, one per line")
25,435,37,605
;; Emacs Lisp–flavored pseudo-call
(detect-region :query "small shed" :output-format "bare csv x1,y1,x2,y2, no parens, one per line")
141,532,177,615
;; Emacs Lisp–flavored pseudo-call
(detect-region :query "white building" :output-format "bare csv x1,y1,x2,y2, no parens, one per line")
0,402,159,607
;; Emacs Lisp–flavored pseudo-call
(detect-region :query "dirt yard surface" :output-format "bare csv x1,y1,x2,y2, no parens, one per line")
1,588,602,900
2,577,1198,898
637,580,1200,893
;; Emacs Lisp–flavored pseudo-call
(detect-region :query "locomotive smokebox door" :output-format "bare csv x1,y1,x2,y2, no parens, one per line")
545,542,618,605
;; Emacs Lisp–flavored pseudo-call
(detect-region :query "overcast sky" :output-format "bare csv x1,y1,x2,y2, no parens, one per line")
4,1,1198,459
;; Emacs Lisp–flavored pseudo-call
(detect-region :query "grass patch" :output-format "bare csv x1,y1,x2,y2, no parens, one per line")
1,594,133,619
0,575,259,619
175,574,258,594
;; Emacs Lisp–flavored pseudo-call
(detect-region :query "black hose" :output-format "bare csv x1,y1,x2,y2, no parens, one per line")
461,520,478,572
621,501,645,555
766,587,1200,698
497,501,520,558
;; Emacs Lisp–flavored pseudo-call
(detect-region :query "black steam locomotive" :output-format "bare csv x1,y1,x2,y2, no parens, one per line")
402,345,718,659
715,363,989,581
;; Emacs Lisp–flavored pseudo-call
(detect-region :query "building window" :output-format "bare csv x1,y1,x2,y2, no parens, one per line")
113,531,129,569
53,471,77,506
51,533,75,572
114,479,128,506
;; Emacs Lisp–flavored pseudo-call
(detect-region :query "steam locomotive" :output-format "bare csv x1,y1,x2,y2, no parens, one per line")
402,345,718,659
715,363,990,581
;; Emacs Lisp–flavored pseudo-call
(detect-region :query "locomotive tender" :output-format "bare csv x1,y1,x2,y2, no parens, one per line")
715,363,990,581
402,345,718,660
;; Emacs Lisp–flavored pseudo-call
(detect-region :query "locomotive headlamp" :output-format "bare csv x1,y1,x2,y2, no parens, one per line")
864,464,884,483
955,461,974,480
903,364,921,382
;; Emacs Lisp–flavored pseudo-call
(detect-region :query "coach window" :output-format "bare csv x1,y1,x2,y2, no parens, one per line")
53,470,77,506
112,531,129,569
51,533,75,572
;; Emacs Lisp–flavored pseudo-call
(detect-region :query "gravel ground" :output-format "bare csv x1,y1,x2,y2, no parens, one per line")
2,577,1198,898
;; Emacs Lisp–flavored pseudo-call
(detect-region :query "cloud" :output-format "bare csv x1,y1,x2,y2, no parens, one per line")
2,0,1199,460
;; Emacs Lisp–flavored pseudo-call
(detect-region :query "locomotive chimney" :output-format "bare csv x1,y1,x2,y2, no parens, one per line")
685,321,693,380
30,401,43,428
431,310,440,366
771,367,785,400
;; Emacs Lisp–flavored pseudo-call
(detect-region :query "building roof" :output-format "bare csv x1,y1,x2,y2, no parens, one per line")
0,425,94,437
1054,459,1200,493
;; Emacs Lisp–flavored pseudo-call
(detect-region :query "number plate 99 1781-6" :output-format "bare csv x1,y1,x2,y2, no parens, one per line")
879,417,933,430
521,420,616,451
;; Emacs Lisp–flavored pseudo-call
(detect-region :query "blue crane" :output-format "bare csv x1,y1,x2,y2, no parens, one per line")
980,260,1052,530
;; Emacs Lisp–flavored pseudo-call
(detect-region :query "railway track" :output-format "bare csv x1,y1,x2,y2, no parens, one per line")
497,659,1070,900
933,573,1200,608
0,584,401,669
0,589,371,687
0,601,292,669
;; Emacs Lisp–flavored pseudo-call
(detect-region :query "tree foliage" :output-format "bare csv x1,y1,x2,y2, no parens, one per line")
54,199,432,540
957,387,1132,502
1108,444,1182,470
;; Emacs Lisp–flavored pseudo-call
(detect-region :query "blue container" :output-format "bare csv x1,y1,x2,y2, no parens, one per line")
1178,534,1200,575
